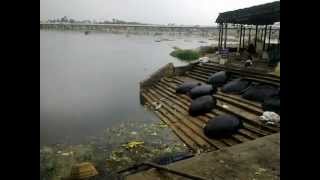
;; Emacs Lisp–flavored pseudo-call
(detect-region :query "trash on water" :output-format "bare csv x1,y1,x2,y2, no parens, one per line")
151,132,158,136
61,152,73,156
255,167,267,175
122,141,145,150
158,123,168,128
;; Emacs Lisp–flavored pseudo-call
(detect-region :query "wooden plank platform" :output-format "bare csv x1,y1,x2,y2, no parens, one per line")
140,62,280,153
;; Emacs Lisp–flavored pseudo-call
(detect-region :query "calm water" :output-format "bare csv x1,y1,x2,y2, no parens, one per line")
40,30,216,146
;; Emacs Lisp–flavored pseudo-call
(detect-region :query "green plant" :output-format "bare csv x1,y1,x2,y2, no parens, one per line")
170,49,200,61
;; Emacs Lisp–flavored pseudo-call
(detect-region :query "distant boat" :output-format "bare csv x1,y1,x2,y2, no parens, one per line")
84,31,90,35
155,40,161,42
160,38,175,41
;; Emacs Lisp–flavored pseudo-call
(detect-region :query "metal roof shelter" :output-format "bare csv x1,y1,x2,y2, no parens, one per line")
216,1,280,52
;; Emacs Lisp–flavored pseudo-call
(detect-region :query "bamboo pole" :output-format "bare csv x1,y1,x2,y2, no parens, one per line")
263,25,268,50
248,27,251,46
254,25,258,48
239,25,242,52
268,26,272,50
242,26,246,49
224,23,228,48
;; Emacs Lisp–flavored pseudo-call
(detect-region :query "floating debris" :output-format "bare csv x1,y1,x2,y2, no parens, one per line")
151,132,158,136
61,152,72,156
122,141,145,150
68,162,98,179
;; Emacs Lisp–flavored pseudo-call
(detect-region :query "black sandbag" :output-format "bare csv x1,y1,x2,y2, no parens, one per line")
241,84,279,103
262,96,280,115
221,78,251,94
176,82,201,94
189,84,216,99
208,71,229,87
189,95,216,116
204,115,242,138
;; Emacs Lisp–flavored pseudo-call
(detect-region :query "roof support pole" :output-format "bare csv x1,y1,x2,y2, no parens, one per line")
242,26,246,49
248,27,251,46
268,26,272,50
254,25,258,48
224,23,228,48
260,26,264,40
263,25,268,51
220,23,224,49
239,25,242,52
278,29,280,49
218,24,221,49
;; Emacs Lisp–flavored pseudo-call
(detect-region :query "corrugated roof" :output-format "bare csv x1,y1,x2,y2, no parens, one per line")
216,1,280,25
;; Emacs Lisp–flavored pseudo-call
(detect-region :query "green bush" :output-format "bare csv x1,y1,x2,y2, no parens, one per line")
170,49,200,61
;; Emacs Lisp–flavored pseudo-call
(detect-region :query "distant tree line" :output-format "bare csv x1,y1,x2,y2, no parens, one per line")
42,16,148,25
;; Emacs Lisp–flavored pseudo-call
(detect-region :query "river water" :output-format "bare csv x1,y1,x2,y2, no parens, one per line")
40,30,218,146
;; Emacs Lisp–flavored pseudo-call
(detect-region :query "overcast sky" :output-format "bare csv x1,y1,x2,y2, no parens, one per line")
40,0,278,25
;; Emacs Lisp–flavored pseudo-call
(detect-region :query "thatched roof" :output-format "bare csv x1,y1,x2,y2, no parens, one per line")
216,1,280,25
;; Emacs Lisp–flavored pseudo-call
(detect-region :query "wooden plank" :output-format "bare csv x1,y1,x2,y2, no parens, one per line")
149,87,229,149
154,111,199,152
144,91,214,149
142,93,211,150
147,88,205,128
146,90,228,150
150,86,209,124
214,94,263,115
216,91,262,109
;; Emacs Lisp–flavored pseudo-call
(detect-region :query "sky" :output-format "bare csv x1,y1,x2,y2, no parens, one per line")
40,0,278,26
